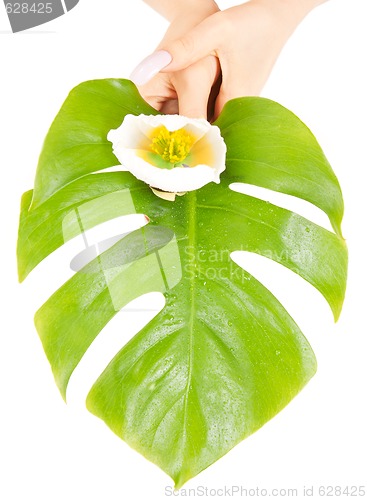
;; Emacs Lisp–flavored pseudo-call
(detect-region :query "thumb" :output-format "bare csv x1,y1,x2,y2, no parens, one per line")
130,12,222,86
161,13,222,72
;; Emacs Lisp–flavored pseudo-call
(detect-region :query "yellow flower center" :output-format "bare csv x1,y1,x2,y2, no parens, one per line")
150,126,196,165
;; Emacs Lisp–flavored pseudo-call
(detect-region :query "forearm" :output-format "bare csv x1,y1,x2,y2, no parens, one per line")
143,0,219,21
279,0,329,11
240,0,328,48
261,0,329,25
144,0,327,20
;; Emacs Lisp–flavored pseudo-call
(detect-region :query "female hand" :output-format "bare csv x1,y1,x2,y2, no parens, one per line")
131,0,326,120
131,0,221,119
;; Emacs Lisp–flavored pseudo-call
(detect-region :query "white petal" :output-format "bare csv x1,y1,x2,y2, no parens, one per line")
108,114,227,193
136,114,210,142
107,115,147,149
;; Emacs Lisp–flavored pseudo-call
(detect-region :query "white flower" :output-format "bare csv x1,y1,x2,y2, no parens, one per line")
107,114,226,199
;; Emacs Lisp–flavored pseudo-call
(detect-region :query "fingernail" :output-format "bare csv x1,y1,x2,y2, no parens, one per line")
130,50,172,86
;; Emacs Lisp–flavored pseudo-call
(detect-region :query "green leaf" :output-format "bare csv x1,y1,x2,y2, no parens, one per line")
33,178,347,401
215,98,344,235
17,172,143,282
31,79,157,209
18,79,348,487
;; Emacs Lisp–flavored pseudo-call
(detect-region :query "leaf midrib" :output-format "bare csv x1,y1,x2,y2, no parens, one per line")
181,191,197,457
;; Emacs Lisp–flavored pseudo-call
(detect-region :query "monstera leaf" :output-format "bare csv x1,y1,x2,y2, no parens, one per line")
17,79,347,488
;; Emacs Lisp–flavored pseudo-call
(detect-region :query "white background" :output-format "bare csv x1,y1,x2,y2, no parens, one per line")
1,0,367,498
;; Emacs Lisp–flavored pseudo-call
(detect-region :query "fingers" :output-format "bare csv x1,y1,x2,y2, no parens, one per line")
130,50,172,87
160,12,226,73
174,56,220,118
130,12,225,87
134,72,178,113
134,55,220,119
160,99,179,115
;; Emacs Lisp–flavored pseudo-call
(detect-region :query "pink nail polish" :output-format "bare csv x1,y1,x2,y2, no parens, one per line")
130,50,172,86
